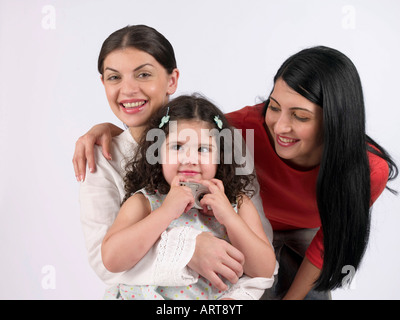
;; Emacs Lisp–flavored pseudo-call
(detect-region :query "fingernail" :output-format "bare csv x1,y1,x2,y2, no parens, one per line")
89,167,94,173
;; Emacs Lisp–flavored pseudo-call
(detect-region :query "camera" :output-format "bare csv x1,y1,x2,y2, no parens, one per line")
179,182,210,209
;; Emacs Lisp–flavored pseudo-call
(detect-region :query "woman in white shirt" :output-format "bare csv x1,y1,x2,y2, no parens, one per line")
77,24,273,296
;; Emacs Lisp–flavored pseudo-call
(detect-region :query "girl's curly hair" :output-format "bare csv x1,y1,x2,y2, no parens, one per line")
123,94,255,207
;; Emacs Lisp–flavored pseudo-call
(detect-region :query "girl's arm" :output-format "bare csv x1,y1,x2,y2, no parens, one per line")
101,193,170,273
199,179,276,278
228,196,276,278
101,176,195,273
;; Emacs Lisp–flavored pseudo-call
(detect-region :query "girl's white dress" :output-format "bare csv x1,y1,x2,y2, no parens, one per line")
104,188,274,300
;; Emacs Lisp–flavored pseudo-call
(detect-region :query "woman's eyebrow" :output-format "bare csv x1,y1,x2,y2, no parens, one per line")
269,96,280,106
133,63,154,71
104,63,154,73
270,96,314,114
104,67,119,73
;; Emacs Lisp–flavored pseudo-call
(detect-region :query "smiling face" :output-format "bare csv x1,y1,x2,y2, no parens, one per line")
265,78,324,169
101,47,178,141
161,120,218,185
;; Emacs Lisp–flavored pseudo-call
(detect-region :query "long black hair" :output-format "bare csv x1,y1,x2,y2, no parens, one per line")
263,46,398,291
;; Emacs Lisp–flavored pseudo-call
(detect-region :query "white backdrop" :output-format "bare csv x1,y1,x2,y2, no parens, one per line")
0,0,399,300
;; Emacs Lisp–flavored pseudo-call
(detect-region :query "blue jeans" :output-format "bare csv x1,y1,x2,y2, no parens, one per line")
261,228,331,300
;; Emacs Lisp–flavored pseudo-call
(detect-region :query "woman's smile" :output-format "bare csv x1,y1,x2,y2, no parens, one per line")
119,99,148,114
276,134,300,147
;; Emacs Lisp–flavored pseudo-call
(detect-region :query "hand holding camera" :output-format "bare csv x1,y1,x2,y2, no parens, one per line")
179,179,236,225
179,181,211,210
162,176,195,218
194,179,238,225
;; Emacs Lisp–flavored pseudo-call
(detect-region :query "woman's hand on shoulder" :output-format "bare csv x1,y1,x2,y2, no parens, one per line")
72,123,123,182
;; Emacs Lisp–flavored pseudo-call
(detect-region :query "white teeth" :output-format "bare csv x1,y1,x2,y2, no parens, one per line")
279,136,298,143
122,101,146,108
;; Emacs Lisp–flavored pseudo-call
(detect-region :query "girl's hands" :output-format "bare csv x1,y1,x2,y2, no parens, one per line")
197,179,236,225
175,178,248,290
161,176,195,219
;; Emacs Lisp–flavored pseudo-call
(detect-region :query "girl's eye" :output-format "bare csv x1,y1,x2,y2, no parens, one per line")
198,146,211,153
171,144,182,151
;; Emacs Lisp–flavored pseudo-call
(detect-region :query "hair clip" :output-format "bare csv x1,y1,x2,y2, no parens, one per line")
213,115,223,129
159,107,170,128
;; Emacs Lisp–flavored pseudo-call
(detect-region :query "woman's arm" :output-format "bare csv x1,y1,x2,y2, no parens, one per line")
73,122,123,181
283,256,321,300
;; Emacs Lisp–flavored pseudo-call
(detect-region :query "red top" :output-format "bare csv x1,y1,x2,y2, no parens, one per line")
226,104,389,269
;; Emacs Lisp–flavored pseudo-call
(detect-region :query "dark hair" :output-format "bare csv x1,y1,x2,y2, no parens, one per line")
98,25,177,75
123,94,256,206
263,46,398,291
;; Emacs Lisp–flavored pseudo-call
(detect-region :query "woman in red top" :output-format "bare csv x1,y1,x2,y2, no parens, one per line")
74,46,397,299
225,46,397,299
225,46,396,298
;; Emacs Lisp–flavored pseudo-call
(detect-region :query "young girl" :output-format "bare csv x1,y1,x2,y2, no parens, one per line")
101,95,276,300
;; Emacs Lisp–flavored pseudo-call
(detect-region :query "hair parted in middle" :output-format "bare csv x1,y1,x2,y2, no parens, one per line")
123,94,256,206
98,24,177,76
